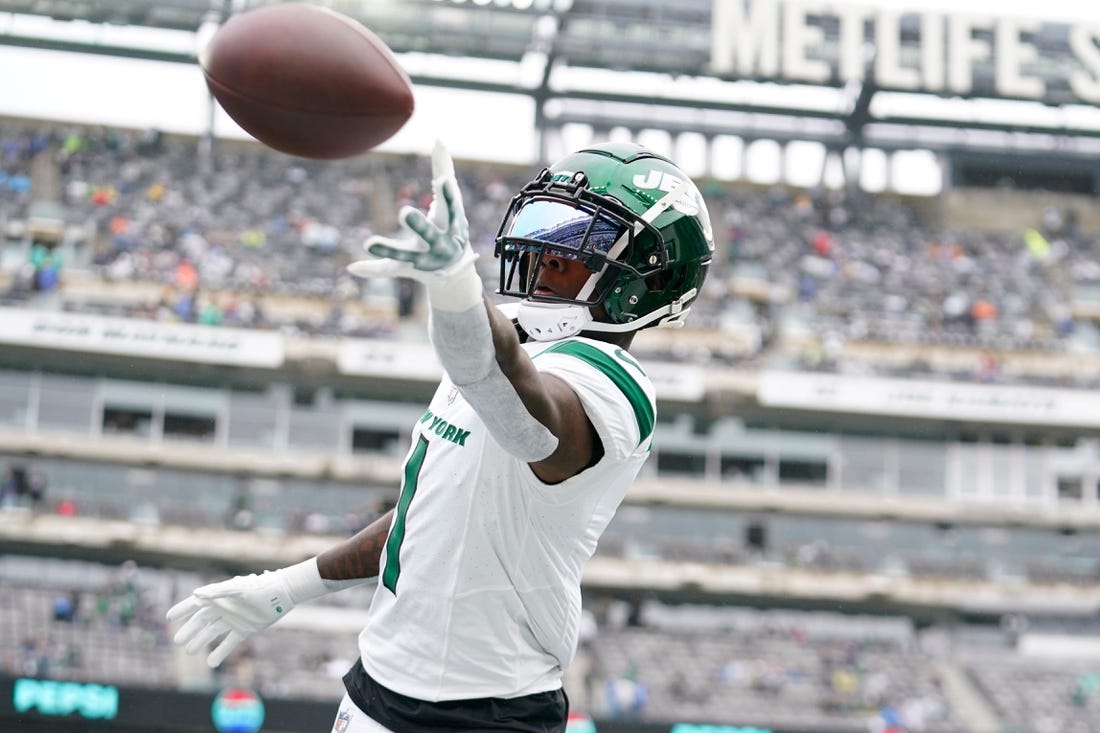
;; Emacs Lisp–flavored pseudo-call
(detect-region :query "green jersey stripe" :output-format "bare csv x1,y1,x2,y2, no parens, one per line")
382,434,429,594
540,341,654,445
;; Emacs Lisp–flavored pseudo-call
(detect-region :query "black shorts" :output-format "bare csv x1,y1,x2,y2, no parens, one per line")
343,658,568,733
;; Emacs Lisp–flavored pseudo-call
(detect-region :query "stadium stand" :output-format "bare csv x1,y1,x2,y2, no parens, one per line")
4,139,1100,725
586,604,961,732
965,655,1100,733
4,552,1098,732
6,120,1100,387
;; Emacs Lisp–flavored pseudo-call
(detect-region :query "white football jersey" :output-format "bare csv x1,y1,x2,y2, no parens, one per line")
357,336,655,701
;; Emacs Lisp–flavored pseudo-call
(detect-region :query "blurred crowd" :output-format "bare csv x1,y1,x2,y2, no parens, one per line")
3,559,172,687
3,121,1100,382
5,552,1099,733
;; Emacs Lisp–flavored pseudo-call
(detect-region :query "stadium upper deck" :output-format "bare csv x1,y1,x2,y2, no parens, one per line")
3,0,1100,156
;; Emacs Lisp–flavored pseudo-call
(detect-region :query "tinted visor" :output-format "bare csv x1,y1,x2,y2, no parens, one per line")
503,199,626,263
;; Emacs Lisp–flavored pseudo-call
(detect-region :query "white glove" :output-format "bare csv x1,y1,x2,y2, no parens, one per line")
347,140,483,312
165,558,328,667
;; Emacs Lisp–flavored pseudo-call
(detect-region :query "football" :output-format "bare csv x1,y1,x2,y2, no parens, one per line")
199,3,415,159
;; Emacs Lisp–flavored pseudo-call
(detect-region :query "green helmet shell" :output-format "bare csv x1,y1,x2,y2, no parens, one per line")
495,142,714,331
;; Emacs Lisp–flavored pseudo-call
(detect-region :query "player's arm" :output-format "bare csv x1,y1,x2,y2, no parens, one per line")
482,295,595,483
316,509,392,580
166,511,392,667
433,290,595,483
348,141,593,481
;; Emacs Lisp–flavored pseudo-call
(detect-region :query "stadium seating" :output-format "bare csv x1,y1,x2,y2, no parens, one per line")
5,120,1100,385
5,118,1100,732
965,655,1100,733
6,553,1098,733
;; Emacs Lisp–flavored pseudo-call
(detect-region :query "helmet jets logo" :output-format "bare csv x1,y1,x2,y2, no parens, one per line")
632,170,714,247
632,170,699,215
633,169,717,246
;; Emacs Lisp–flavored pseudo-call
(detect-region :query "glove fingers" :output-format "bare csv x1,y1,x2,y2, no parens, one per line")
367,240,429,264
173,604,220,647
207,630,246,668
347,259,408,279
191,575,255,600
166,596,201,623
186,617,231,656
429,142,456,229
402,208,442,248
363,229,423,253
431,140,456,181
441,180,468,237
428,179,446,229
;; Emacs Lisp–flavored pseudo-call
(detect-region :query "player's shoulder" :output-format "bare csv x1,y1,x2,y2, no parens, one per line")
527,337,650,382
528,336,655,450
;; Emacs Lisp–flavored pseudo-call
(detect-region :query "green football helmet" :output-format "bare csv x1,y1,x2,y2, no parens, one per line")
495,141,715,340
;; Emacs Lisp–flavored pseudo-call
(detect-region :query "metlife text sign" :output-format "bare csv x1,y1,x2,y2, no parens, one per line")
711,0,1100,103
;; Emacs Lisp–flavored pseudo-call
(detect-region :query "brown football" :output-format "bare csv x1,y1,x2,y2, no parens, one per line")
200,3,414,159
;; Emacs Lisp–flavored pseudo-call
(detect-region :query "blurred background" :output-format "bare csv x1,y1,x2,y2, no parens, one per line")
1,1,1100,732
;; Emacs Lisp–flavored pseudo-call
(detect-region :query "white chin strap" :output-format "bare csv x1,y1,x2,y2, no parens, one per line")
516,302,593,341
515,287,698,341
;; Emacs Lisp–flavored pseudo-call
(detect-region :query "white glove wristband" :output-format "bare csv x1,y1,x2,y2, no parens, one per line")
426,257,484,313
280,557,367,601
278,557,330,604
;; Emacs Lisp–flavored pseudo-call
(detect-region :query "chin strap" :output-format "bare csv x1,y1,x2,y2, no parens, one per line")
516,287,698,341
516,302,593,341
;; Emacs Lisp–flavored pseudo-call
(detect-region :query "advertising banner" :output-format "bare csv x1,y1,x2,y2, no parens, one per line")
0,678,327,733
339,338,704,401
0,307,285,369
1,676,869,733
758,370,1100,427
338,338,444,381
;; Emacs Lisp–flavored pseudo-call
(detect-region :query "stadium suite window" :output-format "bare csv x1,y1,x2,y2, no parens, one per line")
102,406,153,437
163,412,216,442
721,455,765,482
656,450,705,476
1057,476,1085,502
352,427,401,455
778,459,827,486
101,406,217,442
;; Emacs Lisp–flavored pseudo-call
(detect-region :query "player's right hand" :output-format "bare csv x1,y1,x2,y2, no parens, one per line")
166,570,298,667
347,140,477,284
348,140,484,312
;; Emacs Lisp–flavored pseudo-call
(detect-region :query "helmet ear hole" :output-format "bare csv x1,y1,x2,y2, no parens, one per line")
644,271,671,292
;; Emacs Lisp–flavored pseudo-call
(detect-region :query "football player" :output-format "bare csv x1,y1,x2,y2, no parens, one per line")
167,141,713,732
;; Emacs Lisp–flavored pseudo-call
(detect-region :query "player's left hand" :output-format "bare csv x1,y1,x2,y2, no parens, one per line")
166,570,300,667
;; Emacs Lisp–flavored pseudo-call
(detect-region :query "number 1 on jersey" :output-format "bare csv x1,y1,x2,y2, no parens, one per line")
382,435,429,594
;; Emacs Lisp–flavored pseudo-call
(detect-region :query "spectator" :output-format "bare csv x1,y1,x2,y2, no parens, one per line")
30,244,62,293
52,591,79,623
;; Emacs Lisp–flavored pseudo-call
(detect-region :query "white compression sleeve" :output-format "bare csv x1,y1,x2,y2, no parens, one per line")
429,304,559,462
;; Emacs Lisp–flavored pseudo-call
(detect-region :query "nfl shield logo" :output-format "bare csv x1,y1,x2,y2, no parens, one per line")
334,709,352,732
